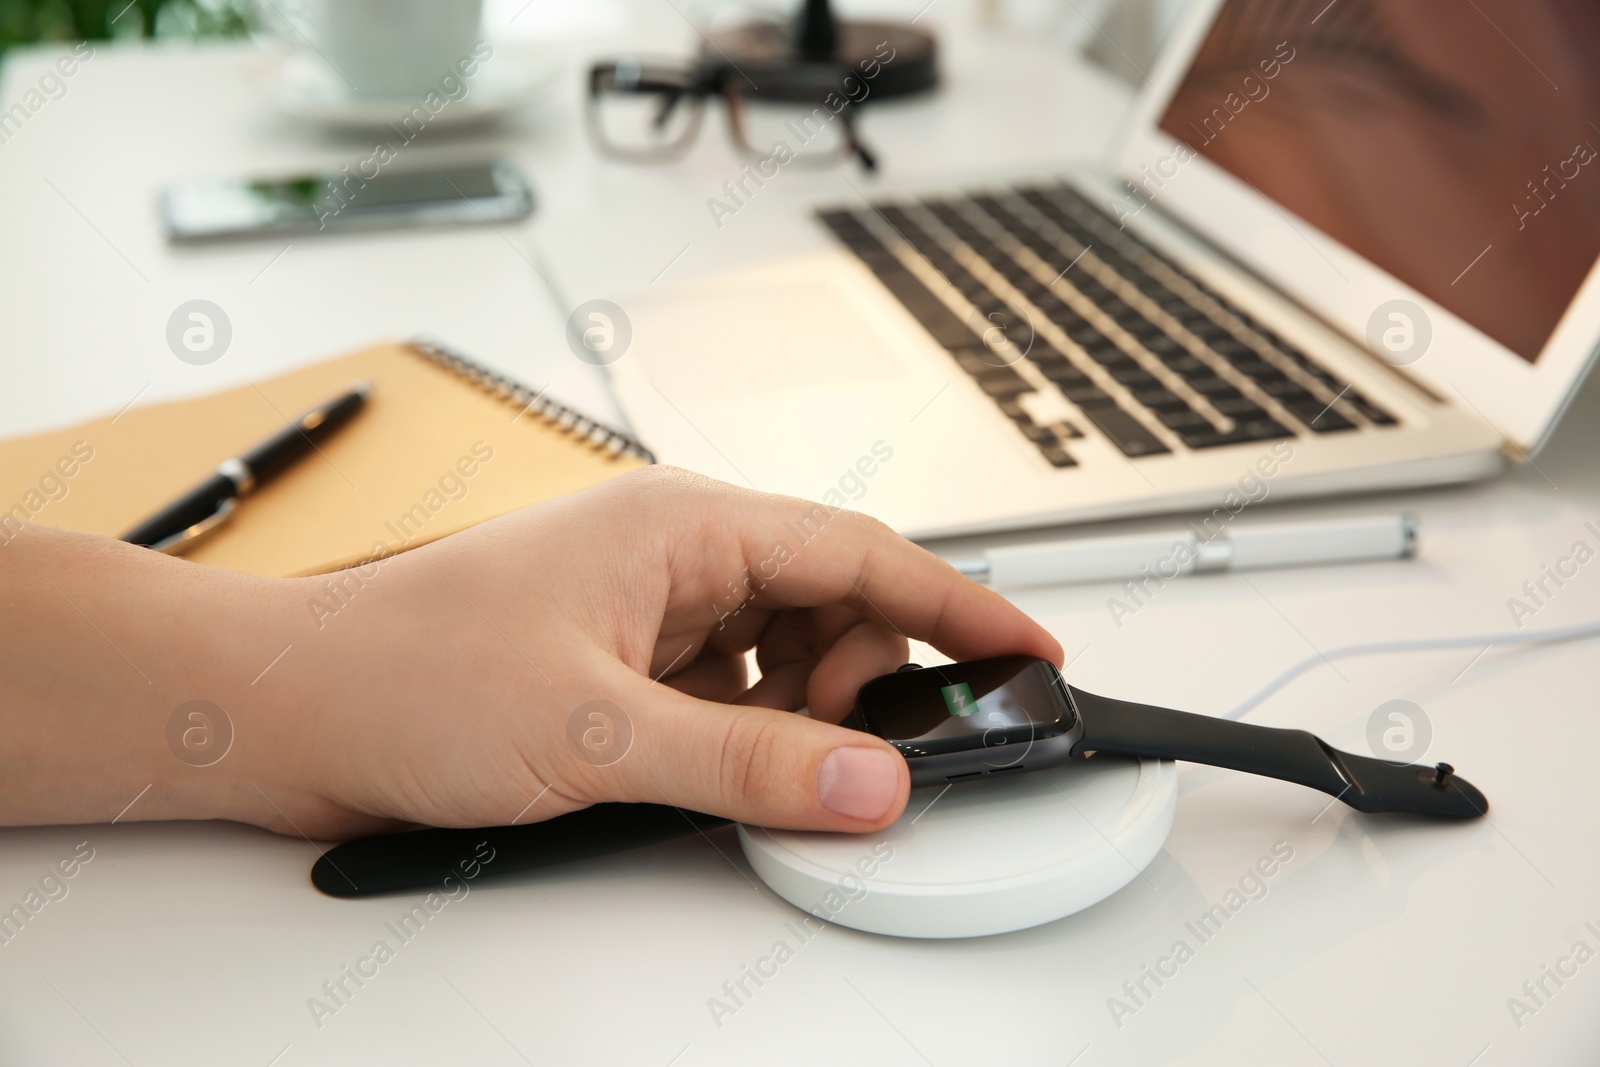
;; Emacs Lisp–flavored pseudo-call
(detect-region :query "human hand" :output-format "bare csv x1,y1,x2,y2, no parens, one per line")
1,468,1061,840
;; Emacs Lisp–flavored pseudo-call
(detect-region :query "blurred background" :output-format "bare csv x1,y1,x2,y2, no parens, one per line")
0,0,1188,85
0,0,1200,443
0,0,249,52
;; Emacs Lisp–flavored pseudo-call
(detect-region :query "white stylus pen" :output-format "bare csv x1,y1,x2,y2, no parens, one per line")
951,513,1418,588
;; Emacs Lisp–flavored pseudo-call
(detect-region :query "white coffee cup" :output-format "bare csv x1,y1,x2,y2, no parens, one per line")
295,0,485,101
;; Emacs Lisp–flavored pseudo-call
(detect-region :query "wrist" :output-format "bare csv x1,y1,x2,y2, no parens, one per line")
154,569,322,830
0,528,316,828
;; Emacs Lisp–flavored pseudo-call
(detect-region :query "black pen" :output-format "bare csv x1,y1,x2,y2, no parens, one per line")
120,382,372,553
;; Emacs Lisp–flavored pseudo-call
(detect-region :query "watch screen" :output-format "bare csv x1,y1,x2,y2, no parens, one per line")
856,656,1075,757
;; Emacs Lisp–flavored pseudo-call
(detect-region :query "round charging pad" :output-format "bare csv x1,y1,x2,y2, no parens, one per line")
740,757,1176,938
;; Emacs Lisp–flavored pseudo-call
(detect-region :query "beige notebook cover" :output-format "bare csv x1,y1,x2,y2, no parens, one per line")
0,340,651,577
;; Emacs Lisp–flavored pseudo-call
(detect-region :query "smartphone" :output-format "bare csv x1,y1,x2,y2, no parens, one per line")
161,157,533,245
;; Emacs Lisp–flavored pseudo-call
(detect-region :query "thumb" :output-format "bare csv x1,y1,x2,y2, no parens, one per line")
605,678,910,832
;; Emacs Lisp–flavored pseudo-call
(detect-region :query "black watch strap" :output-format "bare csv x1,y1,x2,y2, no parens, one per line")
1067,685,1488,818
312,804,730,898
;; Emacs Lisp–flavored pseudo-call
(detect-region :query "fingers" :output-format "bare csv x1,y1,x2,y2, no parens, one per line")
605,672,909,832
737,665,810,711
801,617,908,723
657,648,747,703
735,609,907,718
649,474,1062,668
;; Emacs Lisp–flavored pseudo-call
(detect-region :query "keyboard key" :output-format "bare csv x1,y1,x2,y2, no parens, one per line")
1182,418,1295,449
878,223,936,255
1039,366,1089,388
1212,395,1269,420
1132,326,1184,347
1064,323,1108,348
1188,376,1239,396
1232,358,1286,381
875,205,919,230
974,368,1035,398
1078,406,1171,457
1162,354,1211,376
855,250,904,278
1210,338,1255,360
1099,297,1135,320
1038,442,1078,468
1059,382,1118,409
997,264,1034,286
1029,348,1076,372
838,235,885,257
1282,399,1357,433
817,210,879,246
1039,362,1089,386
994,399,1027,423
1240,418,1295,440
1157,408,1213,433
1134,388,1191,412
1348,390,1399,426
1086,345,1132,367
872,269,982,349
1260,379,1315,401
1108,365,1159,388
1076,281,1114,304
1140,334,1185,356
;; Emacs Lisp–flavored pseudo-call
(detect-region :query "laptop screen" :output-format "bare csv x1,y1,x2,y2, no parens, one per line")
1158,0,1600,363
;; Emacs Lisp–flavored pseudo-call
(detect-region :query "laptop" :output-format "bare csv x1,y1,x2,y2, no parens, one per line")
604,0,1600,539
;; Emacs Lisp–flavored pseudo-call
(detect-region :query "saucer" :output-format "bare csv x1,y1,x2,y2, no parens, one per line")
275,45,560,131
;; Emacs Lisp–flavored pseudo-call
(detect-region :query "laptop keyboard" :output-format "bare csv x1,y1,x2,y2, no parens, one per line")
817,183,1397,467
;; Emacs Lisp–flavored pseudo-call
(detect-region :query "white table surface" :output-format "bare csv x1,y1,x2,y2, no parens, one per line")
3,4,1599,1064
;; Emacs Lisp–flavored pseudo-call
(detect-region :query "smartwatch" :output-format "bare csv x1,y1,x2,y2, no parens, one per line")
849,655,1487,818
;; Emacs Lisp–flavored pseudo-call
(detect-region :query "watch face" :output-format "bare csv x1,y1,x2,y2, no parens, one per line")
855,656,1077,757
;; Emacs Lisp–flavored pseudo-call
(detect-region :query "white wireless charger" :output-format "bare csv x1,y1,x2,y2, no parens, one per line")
740,755,1177,939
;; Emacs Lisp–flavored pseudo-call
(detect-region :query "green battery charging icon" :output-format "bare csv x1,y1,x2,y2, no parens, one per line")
941,682,978,717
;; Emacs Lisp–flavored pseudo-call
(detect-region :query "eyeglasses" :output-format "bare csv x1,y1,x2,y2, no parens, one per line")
585,57,879,171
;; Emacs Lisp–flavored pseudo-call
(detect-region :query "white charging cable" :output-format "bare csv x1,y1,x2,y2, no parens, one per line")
1225,616,1600,721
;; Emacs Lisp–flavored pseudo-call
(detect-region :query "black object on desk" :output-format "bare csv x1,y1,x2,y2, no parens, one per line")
707,0,937,100
312,804,732,898
119,383,370,553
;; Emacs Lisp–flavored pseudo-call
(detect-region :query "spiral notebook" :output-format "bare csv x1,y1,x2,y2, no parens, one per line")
0,340,653,577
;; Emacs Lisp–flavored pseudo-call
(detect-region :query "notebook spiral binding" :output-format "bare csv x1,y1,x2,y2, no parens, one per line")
406,338,656,464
